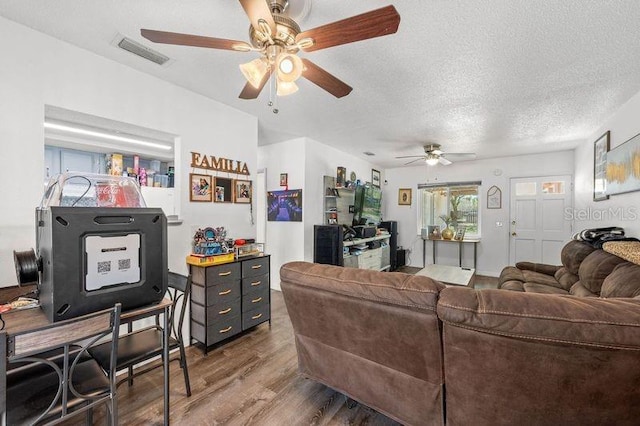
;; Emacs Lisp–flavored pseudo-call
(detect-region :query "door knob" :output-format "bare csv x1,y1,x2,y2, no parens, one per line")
511,232,517,236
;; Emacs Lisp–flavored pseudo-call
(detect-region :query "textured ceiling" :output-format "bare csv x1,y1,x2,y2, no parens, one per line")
2,1,640,168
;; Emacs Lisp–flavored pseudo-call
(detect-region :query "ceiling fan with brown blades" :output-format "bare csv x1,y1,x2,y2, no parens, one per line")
396,144,477,166
141,0,400,104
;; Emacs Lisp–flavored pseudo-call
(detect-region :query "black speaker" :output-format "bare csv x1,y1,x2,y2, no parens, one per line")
314,225,344,266
397,249,407,268
379,221,398,271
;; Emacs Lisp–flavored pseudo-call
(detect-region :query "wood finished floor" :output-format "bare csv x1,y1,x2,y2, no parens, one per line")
86,270,498,425
87,289,401,425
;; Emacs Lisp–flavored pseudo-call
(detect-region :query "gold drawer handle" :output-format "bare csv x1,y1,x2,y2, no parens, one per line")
251,297,262,303
219,289,232,295
251,313,263,320
219,326,233,334
218,271,232,276
251,281,261,286
251,265,262,269
218,308,232,315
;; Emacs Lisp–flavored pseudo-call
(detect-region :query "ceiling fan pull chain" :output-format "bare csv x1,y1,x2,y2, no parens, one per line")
270,71,279,114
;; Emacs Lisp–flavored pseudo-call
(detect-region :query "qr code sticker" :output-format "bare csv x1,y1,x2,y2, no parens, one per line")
98,261,111,274
118,259,131,270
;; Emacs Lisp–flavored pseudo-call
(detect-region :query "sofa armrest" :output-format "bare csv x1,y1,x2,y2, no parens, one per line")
438,287,640,349
514,261,561,276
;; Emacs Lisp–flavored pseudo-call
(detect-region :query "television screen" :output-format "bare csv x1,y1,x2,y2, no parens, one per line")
353,185,382,225
267,189,303,222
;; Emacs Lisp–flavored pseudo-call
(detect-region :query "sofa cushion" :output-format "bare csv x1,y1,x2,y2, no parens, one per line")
499,266,524,283
554,267,579,291
561,240,596,274
578,250,627,294
515,261,560,276
569,281,599,297
521,270,563,288
522,283,569,295
499,280,525,291
601,262,640,298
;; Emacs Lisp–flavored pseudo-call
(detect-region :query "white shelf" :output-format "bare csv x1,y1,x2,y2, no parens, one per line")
343,234,390,247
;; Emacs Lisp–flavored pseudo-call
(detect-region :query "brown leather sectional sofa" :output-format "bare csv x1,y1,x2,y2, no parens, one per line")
280,261,640,426
499,240,640,297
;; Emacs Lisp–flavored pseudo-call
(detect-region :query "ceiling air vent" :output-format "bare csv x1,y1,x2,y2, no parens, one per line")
116,36,170,66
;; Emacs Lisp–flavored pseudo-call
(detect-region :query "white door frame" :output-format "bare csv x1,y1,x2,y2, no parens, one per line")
509,175,573,265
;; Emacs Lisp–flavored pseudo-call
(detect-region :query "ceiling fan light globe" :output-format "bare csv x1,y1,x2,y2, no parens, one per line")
277,80,299,96
425,157,439,166
239,58,269,89
277,53,303,83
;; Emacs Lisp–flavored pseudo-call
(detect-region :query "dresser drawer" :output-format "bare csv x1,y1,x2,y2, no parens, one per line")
205,263,241,285
191,299,241,326
192,280,241,306
242,286,269,312
191,315,242,346
242,304,270,330
241,273,269,294
242,256,270,279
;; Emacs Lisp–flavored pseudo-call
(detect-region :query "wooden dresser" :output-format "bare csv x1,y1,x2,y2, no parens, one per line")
189,255,270,353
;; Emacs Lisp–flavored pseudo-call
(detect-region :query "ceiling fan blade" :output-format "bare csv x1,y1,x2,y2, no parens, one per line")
296,5,400,53
438,157,453,166
404,158,425,166
443,153,477,160
141,29,251,51
239,0,277,37
239,68,273,99
301,59,353,98
395,155,426,159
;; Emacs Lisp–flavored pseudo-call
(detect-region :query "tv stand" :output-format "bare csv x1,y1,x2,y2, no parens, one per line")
313,225,391,271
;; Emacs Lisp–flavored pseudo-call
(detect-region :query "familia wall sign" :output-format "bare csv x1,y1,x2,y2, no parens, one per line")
190,151,250,176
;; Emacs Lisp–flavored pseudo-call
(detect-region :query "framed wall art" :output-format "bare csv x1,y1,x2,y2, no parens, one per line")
398,188,412,205
371,169,381,187
189,173,212,202
487,185,502,209
267,189,303,222
280,173,288,186
593,131,610,201
605,132,640,196
214,177,233,203
234,179,252,203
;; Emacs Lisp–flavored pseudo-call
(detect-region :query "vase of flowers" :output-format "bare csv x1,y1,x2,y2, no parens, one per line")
439,214,455,240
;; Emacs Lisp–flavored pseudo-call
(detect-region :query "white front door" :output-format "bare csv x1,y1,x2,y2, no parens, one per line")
509,175,573,265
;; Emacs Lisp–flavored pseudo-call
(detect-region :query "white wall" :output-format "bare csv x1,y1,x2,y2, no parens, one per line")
0,17,258,285
574,88,640,237
383,151,575,276
258,137,379,289
258,138,306,291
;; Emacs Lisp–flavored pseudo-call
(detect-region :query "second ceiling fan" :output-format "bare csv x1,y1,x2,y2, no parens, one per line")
141,0,401,100
396,144,477,166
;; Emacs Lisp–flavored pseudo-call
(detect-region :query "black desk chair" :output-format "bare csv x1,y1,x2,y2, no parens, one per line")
1,304,121,425
89,272,192,397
